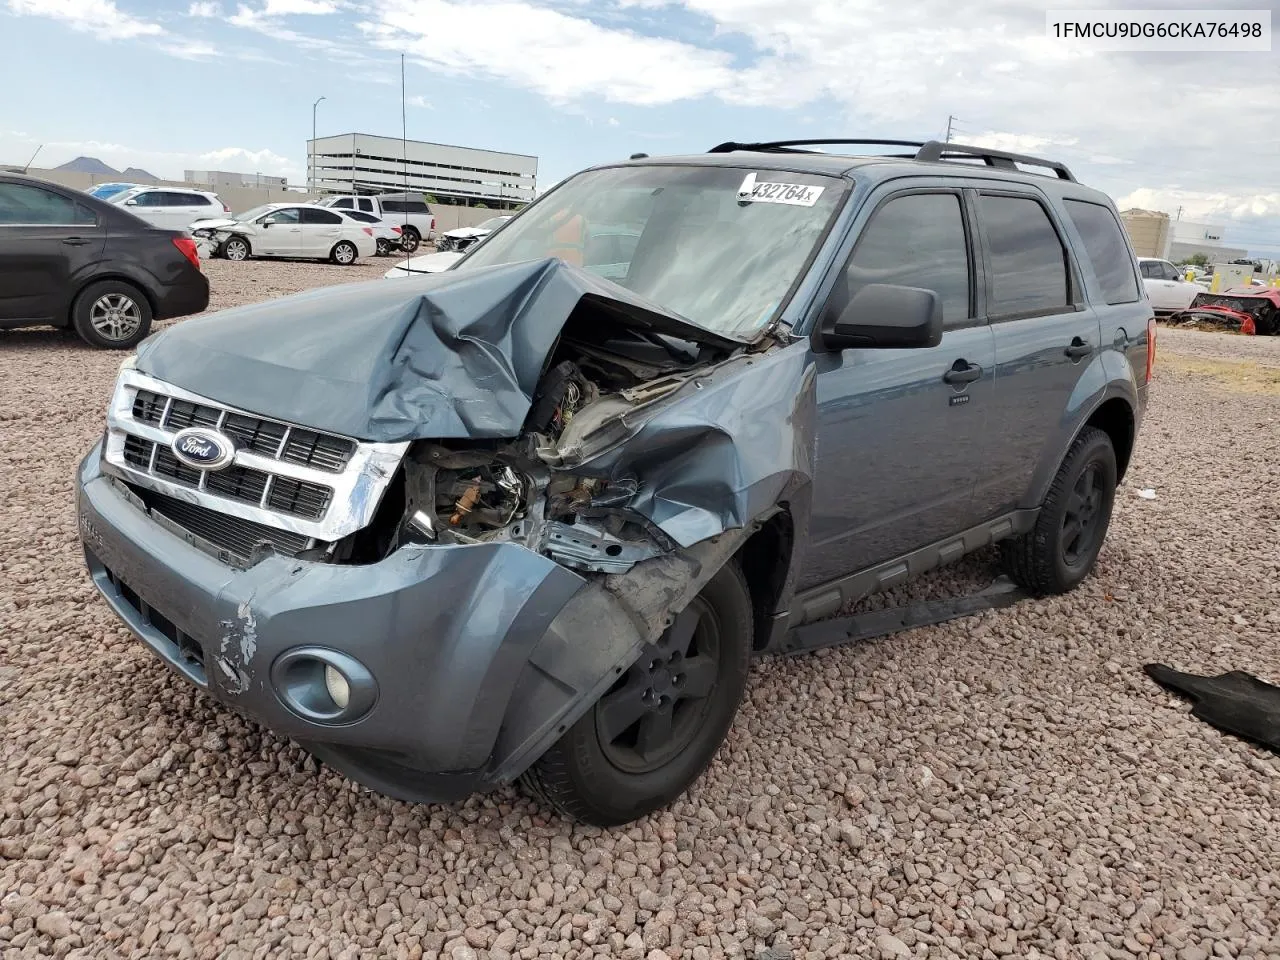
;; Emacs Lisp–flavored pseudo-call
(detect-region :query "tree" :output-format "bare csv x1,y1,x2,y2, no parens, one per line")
423,193,438,204
1180,252,1210,268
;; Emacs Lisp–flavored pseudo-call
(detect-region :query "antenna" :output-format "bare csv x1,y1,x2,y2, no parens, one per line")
21,144,43,173
401,52,411,270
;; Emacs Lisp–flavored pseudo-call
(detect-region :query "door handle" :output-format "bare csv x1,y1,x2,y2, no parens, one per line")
1065,337,1092,360
942,360,983,385
62,237,90,246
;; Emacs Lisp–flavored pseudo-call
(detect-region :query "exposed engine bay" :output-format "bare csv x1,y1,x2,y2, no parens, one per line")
345,311,728,574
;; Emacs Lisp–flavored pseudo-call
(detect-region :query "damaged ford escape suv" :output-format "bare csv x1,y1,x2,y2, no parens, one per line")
76,139,1153,825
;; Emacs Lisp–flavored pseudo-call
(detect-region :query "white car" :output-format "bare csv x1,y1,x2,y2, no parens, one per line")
190,203,377,265
335,208,404,256
110,186,227,231
436,216,513,253
1139,258,1206,314
383,251,465,278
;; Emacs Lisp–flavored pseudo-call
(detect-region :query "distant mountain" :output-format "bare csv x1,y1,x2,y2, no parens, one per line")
121,166,159,182
56,156,119,175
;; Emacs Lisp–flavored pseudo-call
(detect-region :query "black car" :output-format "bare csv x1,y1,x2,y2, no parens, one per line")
0,173,209,349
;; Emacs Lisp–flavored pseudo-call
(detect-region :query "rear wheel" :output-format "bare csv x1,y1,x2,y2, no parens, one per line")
71,280,152,349
520,562,752,825
375,238,392,256
1001,426,1117,595
330,241,358,265
223,236,250,261
399,226,421,254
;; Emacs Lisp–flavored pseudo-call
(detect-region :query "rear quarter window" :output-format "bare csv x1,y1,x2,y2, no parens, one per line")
1064,200,1140,304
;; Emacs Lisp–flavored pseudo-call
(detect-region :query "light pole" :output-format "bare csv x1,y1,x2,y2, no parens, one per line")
310,95,326,193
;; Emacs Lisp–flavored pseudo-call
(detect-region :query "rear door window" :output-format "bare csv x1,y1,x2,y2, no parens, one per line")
358,198,373,212
843,192,972,326
978,194,1070,317
301,208,343,225
1063,199,1140,305
333,198,353,209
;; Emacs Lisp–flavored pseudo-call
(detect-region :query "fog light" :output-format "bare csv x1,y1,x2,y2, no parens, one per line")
324,664,350,710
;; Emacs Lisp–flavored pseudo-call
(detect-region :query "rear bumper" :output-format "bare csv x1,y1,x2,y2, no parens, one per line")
152,270,210,320
76,442,586,802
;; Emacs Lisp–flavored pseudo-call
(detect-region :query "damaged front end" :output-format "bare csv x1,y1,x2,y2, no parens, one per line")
82,257,816,801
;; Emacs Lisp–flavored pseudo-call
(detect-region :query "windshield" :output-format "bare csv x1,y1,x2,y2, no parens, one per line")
89,183,131,199
461,165,846,341
233,204,275,222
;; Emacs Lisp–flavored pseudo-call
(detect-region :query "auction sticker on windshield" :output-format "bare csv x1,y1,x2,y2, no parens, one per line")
737,172,825,207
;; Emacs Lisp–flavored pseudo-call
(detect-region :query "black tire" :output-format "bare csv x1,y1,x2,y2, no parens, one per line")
399,227,421,254
1001,426,1117,595
521,562,753,825
71,280,153,350
376,238,391,256
223,236,251,261
330,241,358,265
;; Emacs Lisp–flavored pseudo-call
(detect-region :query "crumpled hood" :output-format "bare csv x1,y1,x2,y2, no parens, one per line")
135,257,739,443
189,217,240,232
443,226,489,239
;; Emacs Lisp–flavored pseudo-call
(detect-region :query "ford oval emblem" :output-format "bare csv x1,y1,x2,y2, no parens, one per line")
171,427,236,471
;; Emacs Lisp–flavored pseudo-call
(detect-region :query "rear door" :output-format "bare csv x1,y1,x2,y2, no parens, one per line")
974,190,1102,518
167,191,216,233
799,186,998,590
299,207,344,257
0,181,104,324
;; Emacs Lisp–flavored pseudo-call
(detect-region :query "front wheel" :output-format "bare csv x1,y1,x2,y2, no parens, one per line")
330,241,358,265
520,562,752,825
222,236,250,261
1001,426,1117,595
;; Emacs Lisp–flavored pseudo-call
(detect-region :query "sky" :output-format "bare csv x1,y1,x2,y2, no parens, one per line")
3,0,1280,254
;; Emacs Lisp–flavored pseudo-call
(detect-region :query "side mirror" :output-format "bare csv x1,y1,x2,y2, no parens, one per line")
124,199,138,206
821,283,944,351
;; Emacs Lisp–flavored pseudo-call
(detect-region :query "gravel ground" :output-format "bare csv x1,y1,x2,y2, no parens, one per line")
3,265,1279,960
1157,325,1280,368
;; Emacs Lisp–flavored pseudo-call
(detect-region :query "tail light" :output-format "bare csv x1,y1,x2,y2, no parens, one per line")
222,203,230,213
430,216,436,231
391,226,402,235
172,236,201,270
1145,317,1156,383
361,227,374,236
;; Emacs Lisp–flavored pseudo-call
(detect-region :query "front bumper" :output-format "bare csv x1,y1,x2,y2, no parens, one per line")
76,443,586,801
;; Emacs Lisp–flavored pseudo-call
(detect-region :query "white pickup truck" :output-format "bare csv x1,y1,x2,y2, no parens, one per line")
316,193,437,252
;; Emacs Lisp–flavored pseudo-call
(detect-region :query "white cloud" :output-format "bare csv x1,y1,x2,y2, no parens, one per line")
188,1,220,15
262,0,339,13
406,94,431,108
7,0,163,39
229,3,339,47
361,0,736,105
0,131,301,182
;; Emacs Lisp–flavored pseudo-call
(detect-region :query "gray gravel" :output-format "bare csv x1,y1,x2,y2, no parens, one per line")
2,265,1279,959
1157,325,1280,368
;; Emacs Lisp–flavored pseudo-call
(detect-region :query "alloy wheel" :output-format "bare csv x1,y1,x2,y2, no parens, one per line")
1061,462,1104,566
594,598,722,774
88,293,142,342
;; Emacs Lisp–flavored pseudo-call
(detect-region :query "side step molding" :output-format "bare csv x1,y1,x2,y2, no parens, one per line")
779,575,1027,656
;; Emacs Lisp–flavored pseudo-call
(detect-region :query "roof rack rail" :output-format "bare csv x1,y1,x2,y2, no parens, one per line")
914,140,1076,182
709,139,927,154
708,137,1077,182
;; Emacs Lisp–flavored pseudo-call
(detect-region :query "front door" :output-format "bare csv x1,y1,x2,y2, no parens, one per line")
799,188,997,591
256,207,302,257
0,181,104,324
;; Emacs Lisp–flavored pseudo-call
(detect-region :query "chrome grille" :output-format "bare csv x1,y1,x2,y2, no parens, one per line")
132,388,355,472
102,369,409,544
